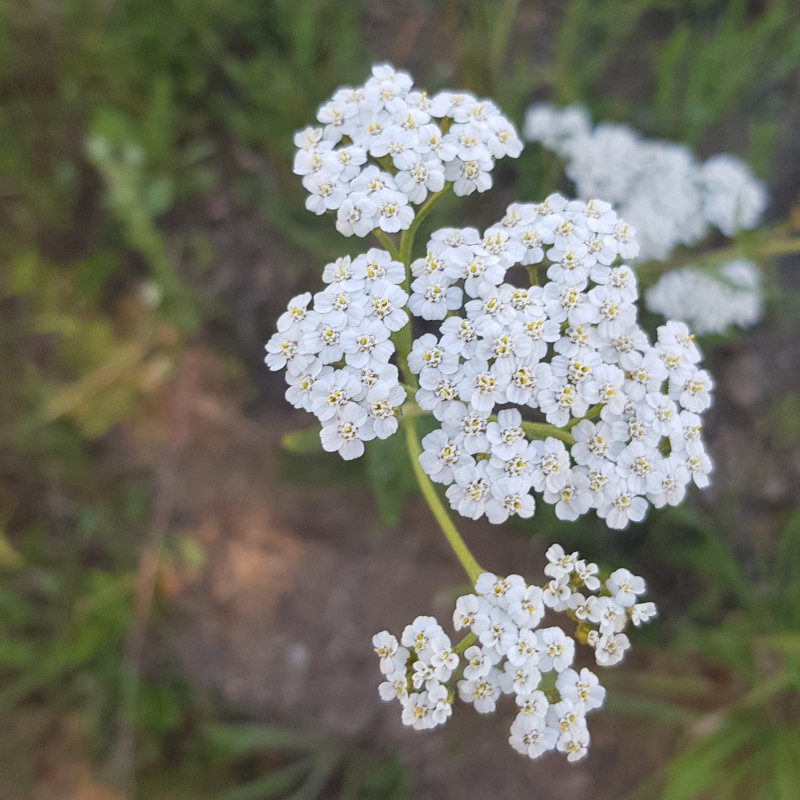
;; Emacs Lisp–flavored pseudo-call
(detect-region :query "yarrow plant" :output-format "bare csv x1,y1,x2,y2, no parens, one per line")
523,103,773,336
373,547,655,761
645,258,763,336
266,63,713,763
523,104,767,262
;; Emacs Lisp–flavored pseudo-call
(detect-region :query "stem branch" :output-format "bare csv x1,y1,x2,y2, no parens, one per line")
403,416,483,584
372,229,401,261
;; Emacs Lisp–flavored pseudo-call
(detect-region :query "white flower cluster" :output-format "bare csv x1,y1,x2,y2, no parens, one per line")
645,258,764,335
373,546,656,762
523,104,767,261
294,63,522,237
411,195,713,529
265,249,408,460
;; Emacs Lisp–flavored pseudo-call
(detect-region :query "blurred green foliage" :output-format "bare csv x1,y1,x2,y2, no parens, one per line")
1,0,799,797
610,510,800,800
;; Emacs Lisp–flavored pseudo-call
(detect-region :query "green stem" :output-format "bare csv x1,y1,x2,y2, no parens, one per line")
400,397,429,417
488,0,522,95
520,421,575,445
403,416,483,584
391,186,453,387
565,402,604,429
400,183,453,266
642,232,800,277
526,264,542,287
372,229,401,261
757,235,800,258
454,632,477,654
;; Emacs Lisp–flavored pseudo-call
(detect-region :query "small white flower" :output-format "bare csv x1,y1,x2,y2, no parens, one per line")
320,404,375,460
536,627,575,673
594,632,631,666
606,568,646,608
509,714,558,759
556,668,606,712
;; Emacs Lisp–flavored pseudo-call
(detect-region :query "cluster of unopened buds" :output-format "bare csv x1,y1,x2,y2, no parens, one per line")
267,63,713,765
373,545,656,761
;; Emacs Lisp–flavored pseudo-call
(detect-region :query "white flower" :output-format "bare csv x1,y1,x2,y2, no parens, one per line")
543,576,571,612
366,280,409,331
536,627,575,673
574,559,601,591
597,488,649,529
430,636,460,681
419,429,466,485
506,628,540,668
630,601,658,626
543,469,592,521
594,632,631,666
506,584,545,629
320,404,375,460
588,596,627,636
515,690,549,718
276,292,313,332
531,438,571,494
475,572,526,606
372,631,400,673
374,188,414,233
556,668,606,712
446,460,492,519
509,714,558,759
473,605,519,656
336,195,378,237
401,615,443,658
462,644,494,680
700,154,766,236
557,725,590,762
265,331,309,374
450,594,479,633
458,673,502,714
379,668,409,702
486,477,535,524
499,658,542,696
544,543,578,579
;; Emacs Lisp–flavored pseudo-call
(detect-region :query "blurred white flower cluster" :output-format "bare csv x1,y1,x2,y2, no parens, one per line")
412,195,713,529
373,546,656,761
294,63,522,237
646,258,764,336
523,104,768,336
523,104,767,262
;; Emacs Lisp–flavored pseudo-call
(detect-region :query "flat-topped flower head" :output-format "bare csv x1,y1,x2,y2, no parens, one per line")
292,63,522,238
374,561,655,763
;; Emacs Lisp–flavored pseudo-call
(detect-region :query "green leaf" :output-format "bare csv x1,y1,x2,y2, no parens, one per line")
365,433,415,529
773,727,800,800
774,510,800,627
0,529,24,569
206,723,322,756
661,710,762,800
604,692,702,725
219,760,311,800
